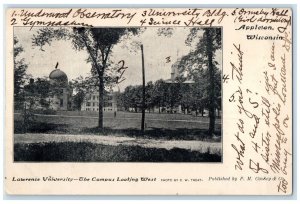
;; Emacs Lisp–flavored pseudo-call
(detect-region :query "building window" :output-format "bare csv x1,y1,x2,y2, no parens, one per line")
60,99,63,107
93,102,95,107
93,95,95,100
86,102,91,107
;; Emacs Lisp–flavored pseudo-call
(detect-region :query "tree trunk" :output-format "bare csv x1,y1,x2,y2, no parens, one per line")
206,29,216,136
158,102,161,113
141,45,146,132
98,74,104,129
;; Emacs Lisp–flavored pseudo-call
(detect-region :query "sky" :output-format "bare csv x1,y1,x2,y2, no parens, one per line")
14,27,220,91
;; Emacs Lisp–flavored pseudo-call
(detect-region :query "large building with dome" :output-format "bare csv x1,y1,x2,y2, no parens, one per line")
25,62,119,112
48,64,72,111
48,63,117,112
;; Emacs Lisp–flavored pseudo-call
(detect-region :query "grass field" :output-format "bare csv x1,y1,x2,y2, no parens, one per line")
14,111,222,162
14,111,221,140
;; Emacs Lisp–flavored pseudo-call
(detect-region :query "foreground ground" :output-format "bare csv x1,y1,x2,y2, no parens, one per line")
15,133,221,153
14,133,221,162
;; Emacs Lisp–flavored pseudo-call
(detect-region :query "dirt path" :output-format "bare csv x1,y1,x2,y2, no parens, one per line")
14,133,222,155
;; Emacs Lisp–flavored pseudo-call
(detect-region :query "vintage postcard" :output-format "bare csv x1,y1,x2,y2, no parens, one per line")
5,7,293,195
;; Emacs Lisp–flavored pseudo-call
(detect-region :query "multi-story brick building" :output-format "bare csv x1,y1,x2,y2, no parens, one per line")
81,90,118,112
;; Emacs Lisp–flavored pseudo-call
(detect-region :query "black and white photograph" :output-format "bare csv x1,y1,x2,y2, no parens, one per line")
13,26,222,162
5,6,294,196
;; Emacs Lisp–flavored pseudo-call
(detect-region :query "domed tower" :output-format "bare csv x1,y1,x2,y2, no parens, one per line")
48,62,69,111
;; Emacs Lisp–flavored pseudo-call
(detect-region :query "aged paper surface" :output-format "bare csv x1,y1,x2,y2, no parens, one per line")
5,8,292,195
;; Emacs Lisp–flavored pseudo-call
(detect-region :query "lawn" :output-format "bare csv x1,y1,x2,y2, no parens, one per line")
14,111,221,141
14,111,222,162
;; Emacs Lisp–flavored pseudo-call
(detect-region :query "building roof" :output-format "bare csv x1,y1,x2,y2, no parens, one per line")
49,69,68,82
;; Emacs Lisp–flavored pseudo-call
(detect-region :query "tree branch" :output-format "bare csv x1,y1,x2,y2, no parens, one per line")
80,33,101,78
